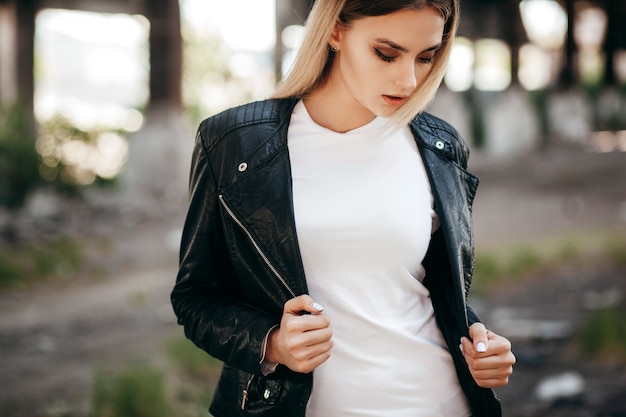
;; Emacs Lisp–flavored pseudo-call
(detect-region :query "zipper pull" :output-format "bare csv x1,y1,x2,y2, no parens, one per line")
241,374,254,410
241,389,249,411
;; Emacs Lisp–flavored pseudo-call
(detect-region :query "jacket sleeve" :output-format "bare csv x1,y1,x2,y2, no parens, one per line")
171,127,277,376
467,305,481,326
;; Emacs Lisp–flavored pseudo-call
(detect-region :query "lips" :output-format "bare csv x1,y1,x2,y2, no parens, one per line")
383,95,408,107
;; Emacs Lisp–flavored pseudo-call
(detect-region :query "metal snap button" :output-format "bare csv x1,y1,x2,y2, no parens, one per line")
238,162,248,172
435,141,445,150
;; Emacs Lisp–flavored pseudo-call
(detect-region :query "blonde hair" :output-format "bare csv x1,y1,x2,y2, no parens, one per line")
273,0,459,126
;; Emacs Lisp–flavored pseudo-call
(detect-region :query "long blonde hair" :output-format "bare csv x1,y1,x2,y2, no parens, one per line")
273,0,459,126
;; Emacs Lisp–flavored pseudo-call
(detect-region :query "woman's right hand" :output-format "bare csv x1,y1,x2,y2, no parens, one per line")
265,295,333,374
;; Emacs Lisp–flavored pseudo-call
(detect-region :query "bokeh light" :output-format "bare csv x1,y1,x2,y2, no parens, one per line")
474,39,511,92
444,37,475,92
34,8,148,184
518,43,552,91
520,0,568,51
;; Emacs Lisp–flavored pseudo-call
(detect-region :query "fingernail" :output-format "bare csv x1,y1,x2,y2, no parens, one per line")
313,303,324,311
459,344,463,352
477,342,487,352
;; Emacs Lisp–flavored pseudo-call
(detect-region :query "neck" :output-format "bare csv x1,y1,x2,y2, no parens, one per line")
304,74,376,133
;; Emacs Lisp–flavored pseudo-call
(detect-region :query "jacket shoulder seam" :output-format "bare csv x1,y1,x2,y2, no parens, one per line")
199,101,284,152
414,112,460,140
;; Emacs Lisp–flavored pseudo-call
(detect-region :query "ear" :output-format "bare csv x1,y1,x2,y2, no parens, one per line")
329,20,343,50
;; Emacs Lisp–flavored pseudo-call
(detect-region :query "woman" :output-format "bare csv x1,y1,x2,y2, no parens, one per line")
172,0,516,416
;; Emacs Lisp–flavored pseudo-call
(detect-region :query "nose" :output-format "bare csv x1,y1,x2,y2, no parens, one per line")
394,62,418,92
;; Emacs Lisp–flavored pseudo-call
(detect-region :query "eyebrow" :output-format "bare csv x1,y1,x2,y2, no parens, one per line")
374,38,442,54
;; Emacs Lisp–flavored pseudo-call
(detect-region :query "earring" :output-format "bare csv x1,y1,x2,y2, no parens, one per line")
330,45,337,52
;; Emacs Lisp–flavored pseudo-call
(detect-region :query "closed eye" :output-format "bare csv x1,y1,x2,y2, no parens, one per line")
374,48,396,63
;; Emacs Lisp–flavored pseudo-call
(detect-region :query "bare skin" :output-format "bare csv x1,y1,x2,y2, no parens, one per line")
462,323,516,388
265,295,333,374
305,8,445,133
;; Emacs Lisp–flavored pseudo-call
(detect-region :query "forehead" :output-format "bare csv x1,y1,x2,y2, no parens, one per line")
344,8,445,49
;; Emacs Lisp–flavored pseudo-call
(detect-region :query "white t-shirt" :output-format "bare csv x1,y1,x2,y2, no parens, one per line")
287,101,471,417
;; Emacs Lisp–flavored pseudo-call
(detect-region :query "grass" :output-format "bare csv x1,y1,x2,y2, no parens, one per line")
0,236,85,289
473,232,626,364
92,363,172,417
578,307,626,363
606,236,626,267
165,336,223,380
88,338,222,417
165,336,223,416
472,231,626,294
91,336,222,417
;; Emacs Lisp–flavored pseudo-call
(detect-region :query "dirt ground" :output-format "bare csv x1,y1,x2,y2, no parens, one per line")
0,145,625,417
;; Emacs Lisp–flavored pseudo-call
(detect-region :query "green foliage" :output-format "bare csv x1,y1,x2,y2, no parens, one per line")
605,237,626,267
37,115,123,189
0,236,84,289
88,339,221,417
165,336,222,380
472,234,626,295
462,90,486,148
506,245,542,277
165,336,222,416
528,89,549,142
0,252,23,287
473,245,545,294
0,104,42,208
92,364,171,417
0,105,128,209
555,240,581,261
473,253,502,289
181,29,231,125
578,307,626,362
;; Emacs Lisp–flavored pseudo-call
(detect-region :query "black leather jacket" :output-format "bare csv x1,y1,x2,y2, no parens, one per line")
172,98,502,417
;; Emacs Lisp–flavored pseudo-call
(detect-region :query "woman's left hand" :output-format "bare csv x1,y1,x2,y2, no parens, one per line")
461,323,516,388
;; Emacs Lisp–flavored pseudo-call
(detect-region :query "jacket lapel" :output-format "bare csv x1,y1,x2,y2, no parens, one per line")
411,119,478,326
219,101,308,299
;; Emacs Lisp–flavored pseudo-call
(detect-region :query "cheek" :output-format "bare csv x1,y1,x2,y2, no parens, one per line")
338,57,369,95
343,46,379,80
416,65,434,84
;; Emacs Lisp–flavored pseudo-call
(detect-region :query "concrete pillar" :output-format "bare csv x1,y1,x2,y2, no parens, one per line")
603,0,622,86
122,0,190,218
547,89,591,143
483,86,541,157
559,0,576,87
0,2,18,105
16,0,36,114
146,0,182,110
0,0,35,111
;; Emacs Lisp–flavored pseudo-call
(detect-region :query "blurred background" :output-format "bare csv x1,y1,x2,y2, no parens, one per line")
0,0,625,416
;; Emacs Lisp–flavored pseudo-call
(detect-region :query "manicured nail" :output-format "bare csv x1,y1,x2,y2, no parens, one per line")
313,303,324,311
477,342,487,352
459,344,463,352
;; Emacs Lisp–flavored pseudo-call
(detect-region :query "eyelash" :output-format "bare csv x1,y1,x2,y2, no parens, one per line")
374,48,395,62
373,48,434,65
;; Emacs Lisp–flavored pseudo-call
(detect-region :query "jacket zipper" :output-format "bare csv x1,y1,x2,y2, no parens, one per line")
241,374,255,410
219,194,297,299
